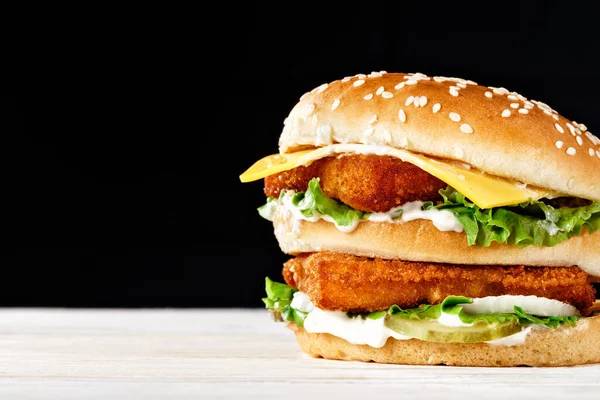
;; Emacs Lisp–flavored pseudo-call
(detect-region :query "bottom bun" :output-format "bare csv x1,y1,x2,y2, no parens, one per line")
290,316,600,367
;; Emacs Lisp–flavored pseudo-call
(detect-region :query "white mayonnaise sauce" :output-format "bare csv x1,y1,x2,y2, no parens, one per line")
290,292,548,348
538,220,560,236
292,291,409,348
303,308,410,348
368,201,464,232
484,326,535,346
279,192,360,233
277,192,463,233
460,295,579,317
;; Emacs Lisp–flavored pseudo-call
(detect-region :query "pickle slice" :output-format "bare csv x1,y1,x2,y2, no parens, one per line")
385,316,522,343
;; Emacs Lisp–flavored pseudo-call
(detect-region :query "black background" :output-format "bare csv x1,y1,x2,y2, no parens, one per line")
4,2,599,308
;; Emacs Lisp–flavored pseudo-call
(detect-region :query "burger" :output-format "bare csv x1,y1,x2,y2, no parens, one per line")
239,71,600,367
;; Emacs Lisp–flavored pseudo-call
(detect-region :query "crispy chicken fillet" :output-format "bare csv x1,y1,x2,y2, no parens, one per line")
283,252,596,315
264,154,446,213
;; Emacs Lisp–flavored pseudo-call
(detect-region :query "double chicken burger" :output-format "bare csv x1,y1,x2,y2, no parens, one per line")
240,71,600,367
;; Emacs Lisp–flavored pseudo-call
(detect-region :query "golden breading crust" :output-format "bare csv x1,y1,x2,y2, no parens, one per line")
264,154,446,212
283,252,596,315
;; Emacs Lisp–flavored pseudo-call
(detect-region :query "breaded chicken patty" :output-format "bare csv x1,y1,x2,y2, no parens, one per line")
264,154,446,213
283,252,596,315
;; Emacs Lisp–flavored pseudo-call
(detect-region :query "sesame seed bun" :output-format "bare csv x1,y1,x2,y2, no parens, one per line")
289,314,600,367
279,72,600,201
272,205,600,277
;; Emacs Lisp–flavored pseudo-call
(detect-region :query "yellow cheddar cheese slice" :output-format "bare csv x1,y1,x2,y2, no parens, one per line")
239,144,555,209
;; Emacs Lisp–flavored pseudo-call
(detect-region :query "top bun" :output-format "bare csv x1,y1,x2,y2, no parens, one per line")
279,72,600,202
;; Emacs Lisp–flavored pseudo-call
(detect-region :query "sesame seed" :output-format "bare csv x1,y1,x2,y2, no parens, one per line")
555,141,564,149
342,76,352,82
485,91,493,98
467,80,477,85
368,114,377,124
449,112,461,122
590,148,596,157
460,124,473,134
502,110,511,118
566,147,576,156
433,76,445,82
297,102,315,118
369,71,382,78
357,74,367,79
413,96,421,108
458,174,465,181
585,132,599,145
419,96,428,107
395,82,405,90
576,136,583,146
510,103,519,109
398,109,406,123
518,108,529,114
364,93,374,100
575,128,582,135
524,101,534,109
492,88,505,95
454,146,464,158
432,103,441,113
354,79,365,87
457,82,467,89
543,109,553,116
380,70,387,74
597,150,600,159
383,129,392,143
382,91,393,99
449,88,459,97
555,123,564,133
405,96,414,106
580,123,588,132
553,114,559,121
331,98,340,110
316,83,329,93
566,123,576,136
406,79,418,85
376,86,385,95
507,94,518,101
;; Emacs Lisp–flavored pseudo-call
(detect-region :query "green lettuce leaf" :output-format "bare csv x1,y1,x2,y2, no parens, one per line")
387,295,578,329
257,196,277,221
262,277,307,327
424,187,600,247
263,278,578,330
291,178,369,227
258,180,599,248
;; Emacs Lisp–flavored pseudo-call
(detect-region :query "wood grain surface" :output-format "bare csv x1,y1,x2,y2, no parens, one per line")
0,309,598,399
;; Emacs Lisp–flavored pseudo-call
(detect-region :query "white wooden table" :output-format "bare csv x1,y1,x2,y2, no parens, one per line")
0,309,598,399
